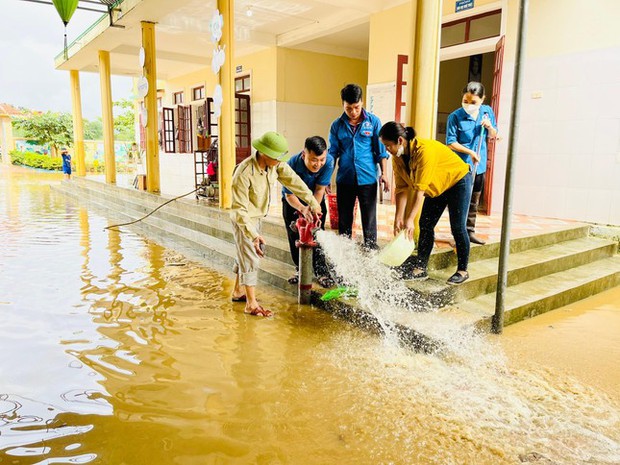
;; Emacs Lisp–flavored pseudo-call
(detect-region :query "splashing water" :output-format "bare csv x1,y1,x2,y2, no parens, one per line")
315,230,620,464
317,230,496,363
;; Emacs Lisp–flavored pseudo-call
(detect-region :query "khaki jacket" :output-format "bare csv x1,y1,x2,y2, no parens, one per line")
231,155,320,240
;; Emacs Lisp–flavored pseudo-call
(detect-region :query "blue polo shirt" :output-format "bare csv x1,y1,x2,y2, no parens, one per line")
328,109,388,186
446,104,497,175
282,151,335,198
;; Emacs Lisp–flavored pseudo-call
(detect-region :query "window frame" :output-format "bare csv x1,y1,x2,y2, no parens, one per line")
441,9,501,48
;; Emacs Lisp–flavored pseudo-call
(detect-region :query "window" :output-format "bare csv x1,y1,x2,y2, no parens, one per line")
235,75,251,94
192,86,205,101
441,10,501,48
173,92,184,104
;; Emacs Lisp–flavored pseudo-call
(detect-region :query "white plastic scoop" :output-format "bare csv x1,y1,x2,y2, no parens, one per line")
377,231,416,267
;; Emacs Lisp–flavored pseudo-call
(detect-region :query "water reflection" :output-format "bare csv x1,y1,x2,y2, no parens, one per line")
0,166,619,465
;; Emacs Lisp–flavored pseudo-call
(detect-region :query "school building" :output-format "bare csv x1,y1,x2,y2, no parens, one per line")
55,0,620,226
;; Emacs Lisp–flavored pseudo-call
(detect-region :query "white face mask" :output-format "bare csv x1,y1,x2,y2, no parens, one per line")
395,145,405,158
462,103,481,117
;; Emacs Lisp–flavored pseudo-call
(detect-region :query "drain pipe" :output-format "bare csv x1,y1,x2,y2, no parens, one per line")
492,0,529,334
291,214,321,304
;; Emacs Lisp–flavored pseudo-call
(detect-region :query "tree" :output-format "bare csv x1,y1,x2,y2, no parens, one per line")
113,98,135,141
13,111,73,154
84,117,103,140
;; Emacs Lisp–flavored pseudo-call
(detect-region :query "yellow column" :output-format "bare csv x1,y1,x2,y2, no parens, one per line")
0,114,15,165
70,70,86,176
98,50,116,184
409,0,442,138
141,22,160,193
408,0,442,241
217,0,236,208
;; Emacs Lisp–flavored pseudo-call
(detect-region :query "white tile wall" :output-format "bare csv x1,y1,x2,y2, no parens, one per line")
491,46,620,225
159,152,196,197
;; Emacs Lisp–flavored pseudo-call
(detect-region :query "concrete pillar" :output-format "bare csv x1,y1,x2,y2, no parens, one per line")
141,22,161,193
407,0,442,241
98,50,116,184
408,0,442,138
0,114,15,164
70,70,86,176
217,0,236,208
298,247,313,304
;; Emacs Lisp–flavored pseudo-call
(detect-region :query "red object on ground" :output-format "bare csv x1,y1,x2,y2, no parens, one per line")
326,193,358,232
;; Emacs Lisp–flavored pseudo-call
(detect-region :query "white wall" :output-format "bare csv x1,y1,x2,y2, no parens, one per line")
159,152,195,197
492,46,620,225
276,101,342,154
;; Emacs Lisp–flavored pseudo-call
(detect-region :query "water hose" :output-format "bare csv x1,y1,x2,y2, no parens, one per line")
104,187,200,231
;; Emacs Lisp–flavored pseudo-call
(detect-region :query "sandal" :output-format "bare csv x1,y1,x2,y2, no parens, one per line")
411,269,429,281
245,305,273,317
232,294,247,302
447,271,469,285
316,275,335,288
288,273,299,285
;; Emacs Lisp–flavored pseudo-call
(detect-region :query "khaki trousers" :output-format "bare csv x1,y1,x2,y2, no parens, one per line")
231,219,260,286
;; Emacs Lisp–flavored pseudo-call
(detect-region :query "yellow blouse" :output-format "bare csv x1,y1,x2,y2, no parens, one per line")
393,138,469,198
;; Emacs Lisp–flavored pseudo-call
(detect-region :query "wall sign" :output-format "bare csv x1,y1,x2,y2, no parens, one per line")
455,0,474,13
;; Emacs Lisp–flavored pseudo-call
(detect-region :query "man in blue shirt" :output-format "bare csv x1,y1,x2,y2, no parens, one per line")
282,136,335,287
328,84,389,249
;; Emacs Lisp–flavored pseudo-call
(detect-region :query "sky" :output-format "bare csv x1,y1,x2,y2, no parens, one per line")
0,0,133,119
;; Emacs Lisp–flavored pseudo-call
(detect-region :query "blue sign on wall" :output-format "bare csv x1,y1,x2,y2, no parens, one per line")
455,0,474,13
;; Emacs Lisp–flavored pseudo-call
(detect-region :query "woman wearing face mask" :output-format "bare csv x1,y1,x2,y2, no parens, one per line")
379,122,472,285
446,81,498,245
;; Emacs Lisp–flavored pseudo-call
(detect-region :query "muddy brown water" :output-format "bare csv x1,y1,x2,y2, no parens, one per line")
1,166,618,464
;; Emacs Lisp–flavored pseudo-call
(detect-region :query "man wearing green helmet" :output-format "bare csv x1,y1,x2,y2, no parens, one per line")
230,131,322,317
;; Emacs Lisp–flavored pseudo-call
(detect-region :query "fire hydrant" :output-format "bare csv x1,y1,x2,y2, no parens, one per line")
290,213,322,304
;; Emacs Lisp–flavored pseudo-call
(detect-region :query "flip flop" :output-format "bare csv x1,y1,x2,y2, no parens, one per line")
245,305,273,317
287,274,299,285
231,295,247,302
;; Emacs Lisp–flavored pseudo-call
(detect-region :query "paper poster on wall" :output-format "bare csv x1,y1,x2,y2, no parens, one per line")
366,82,397,204
366,82,396,126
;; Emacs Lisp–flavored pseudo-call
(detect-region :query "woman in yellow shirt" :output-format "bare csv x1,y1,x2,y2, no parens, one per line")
379,122,472,285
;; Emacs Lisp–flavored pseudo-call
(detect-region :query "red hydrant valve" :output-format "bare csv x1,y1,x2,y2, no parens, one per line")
294,213,322,248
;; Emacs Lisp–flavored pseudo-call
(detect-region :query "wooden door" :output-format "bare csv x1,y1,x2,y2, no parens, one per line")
482,35,505,214
235,94,251,164
162,107,175,153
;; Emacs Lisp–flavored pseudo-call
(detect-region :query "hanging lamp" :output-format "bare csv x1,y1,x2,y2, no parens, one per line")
52,0,79,60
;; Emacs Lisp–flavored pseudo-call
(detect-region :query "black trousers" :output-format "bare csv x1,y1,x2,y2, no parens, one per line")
336,182,378,249
282,199,329,277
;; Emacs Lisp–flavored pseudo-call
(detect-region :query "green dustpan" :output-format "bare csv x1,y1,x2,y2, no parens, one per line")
320,286,358,301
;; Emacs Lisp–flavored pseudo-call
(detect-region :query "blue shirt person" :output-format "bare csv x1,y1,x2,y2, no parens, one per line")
446,82,498,245
328,84,389,249
446,104,497,175
282,136,335,287
60,147,72,179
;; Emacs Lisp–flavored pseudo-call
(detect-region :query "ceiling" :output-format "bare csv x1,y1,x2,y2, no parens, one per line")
56,0,405,78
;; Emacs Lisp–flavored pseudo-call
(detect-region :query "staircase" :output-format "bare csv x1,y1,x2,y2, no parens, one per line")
53,178,620,333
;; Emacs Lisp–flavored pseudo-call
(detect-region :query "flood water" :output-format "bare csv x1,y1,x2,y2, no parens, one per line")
1,165,619,465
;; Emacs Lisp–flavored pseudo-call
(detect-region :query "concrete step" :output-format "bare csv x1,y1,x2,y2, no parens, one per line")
409,236,618,306
427,222,591,270
443,256,620,330
65,179,297,266
55,183,299,294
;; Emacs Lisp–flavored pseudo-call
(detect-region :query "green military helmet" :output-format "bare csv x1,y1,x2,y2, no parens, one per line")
252,131,289,161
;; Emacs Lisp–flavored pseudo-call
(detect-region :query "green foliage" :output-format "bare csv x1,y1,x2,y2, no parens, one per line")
10,150,62,171
84,117,103,140
12,112,73,152
114,98,135,141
